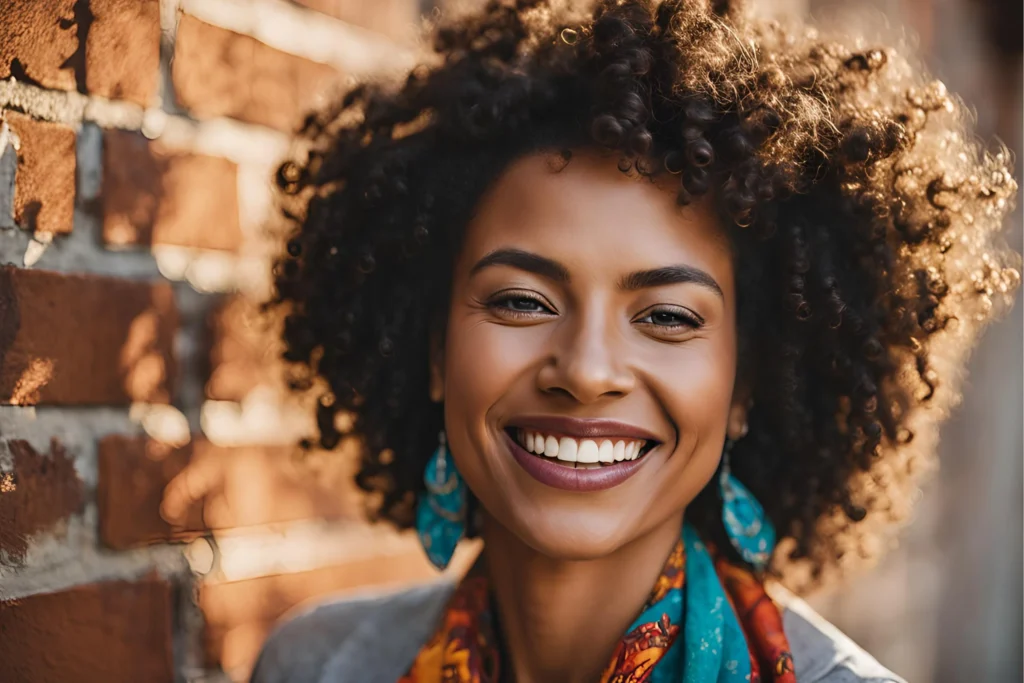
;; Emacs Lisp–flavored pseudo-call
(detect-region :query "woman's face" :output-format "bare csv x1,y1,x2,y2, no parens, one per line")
435,151,742,560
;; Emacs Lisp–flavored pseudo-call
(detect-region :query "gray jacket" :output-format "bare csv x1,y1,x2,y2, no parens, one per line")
251,579,905,683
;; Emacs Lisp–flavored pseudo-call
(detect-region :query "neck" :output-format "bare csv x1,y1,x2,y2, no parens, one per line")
480,511,685,683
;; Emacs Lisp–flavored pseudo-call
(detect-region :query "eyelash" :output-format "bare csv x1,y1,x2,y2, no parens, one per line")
486,290,556,318
486,292,705,332
633,306,705,331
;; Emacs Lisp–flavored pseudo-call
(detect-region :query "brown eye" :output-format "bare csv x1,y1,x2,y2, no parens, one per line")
649,310,693,326
634,306,704,330
501,296,548,312
486,290,557,319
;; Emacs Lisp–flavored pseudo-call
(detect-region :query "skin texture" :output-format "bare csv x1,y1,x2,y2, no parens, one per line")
430,151,747,682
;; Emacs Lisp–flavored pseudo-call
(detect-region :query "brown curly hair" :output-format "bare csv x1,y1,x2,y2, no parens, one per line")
271,0,1019,584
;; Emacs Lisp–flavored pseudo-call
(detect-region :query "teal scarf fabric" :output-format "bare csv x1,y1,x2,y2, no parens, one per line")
400,522,798,683
638,524,753,683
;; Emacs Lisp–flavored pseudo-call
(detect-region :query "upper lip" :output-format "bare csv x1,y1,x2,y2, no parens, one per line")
505,416,662,443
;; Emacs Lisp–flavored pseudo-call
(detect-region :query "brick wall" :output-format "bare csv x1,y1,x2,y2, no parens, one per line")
0,2,446,682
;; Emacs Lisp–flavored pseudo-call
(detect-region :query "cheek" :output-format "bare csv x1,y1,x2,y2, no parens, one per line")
442,315,546,433
648,335,737,449
442,315,549,508
642,337,737,518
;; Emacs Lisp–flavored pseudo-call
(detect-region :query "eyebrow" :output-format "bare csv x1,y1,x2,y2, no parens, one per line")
619,265,724,299
470,247,723,299
470,248,570,283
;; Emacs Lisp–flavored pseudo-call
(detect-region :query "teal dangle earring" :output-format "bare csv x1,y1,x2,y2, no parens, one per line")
415,431,466,570
719,434,776,572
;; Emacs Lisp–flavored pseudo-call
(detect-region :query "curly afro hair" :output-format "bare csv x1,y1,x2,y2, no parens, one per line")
271,0,1019,584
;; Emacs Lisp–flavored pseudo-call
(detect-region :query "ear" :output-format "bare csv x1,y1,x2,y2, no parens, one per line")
428,329,444,403
726,383,752,441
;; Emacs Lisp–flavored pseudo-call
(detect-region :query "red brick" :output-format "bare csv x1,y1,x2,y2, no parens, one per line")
97,436,360,549
86,0,161,106
201,552,436,674
0,0,79,92
4,112,77,234
97,435,198,549
102,129,242,251
0,0,160,104
206,296,283,401
0,267,178,405
0,576,174,683
172,15,340,132
291,0,420,43
0,439,84,564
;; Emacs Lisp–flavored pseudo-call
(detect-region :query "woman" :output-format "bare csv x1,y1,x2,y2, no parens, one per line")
252,1,1019,681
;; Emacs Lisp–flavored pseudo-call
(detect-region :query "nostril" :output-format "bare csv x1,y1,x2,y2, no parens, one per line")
543,386,575,399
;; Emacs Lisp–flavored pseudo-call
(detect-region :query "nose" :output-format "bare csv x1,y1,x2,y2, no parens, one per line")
537,311,636,404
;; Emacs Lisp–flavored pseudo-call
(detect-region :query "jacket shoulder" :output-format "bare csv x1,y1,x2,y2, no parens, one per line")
773,584,906,683
250,579,454,683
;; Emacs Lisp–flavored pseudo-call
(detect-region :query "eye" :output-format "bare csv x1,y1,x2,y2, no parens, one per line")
634,306,704,334
486,290,556,319
500,296,548,313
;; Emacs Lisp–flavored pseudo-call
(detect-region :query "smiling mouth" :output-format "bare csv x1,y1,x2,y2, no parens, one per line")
506,428,657,469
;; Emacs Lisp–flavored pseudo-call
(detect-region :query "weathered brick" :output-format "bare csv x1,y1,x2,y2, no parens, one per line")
0,267,178,405
4,112,77,234
0,439,84,565
86,0,161,106
0,0,79,92
201,552,436,675
291,0,420,43
0,577,174,683
97,435,198,549
206,295,282,401
0,0,160,104
172,15,340,133
102,129,242,251
98,435,360,549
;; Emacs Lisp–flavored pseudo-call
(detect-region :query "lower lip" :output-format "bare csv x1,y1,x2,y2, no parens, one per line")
504,432,651,492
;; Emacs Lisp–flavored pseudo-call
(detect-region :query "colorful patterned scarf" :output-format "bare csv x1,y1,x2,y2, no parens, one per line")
400,524,796,683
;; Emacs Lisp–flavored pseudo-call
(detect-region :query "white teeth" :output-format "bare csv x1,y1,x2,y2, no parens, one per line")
516,431,648,464
557,437,578,462
577,440,599,463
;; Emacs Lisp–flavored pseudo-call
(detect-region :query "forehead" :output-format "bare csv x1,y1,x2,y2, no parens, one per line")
459,151,734,292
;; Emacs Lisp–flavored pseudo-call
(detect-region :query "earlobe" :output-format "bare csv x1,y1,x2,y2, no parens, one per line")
429,361,444,403
429,334,445,403
726,391,752,441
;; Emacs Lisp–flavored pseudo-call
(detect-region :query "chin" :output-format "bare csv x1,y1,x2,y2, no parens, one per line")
503,506,641,561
